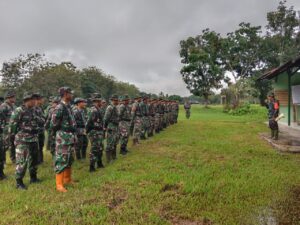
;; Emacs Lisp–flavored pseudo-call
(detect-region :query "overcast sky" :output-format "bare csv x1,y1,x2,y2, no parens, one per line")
0,0,299,96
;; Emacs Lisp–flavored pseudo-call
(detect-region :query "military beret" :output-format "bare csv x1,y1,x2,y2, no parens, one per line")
23,92,35,101
91,93,102,101
74,97,87,104
58,87,74,96
4,90,16,99
110,94,118,100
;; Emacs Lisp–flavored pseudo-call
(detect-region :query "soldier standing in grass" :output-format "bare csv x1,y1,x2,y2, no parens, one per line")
118,94,131,155
266,92,280,140
0,90,17,164
184,99,191,119
131,95,142,145
0,106,6,180
148,98,155,137
50,87,77,193
33,93,46,164
104,94,119,163
10,92,40,190
72,98,88,160
86,93,105,172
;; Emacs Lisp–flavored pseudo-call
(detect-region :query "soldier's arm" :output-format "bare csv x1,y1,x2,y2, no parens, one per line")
50,105,63,133
103,106,112,129
85,109,94,133
9,108,21,136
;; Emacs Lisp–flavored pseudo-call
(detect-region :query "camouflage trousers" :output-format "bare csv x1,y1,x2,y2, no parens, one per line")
149,116,155,135
141,116,150,138
106,124,119,159
75,134,88,160
133,116,142,142
47,130,56,157
54,131,76,174
185,109,191,119
38,132,45,163
88,131,104,165
154,114,160,132
119,121,130,148
163,113,168,128
15,141,38,180
159,114,164,130
0,134,4,172
3,133,16,163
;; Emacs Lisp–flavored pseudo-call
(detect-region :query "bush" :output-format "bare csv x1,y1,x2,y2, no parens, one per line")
226,102,262,116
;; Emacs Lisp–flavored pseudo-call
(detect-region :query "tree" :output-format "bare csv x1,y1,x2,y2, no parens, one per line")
221,22,263,107
179,29,224,107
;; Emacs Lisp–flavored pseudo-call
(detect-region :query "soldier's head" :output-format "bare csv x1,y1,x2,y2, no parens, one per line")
59,87,74,103
74,98,87,109
110,94,119,106
23,92,36,108
33,93,44,106
120,94,130,105
52,97,60,106
134,95,142,102
268,92,275,101
143,95,149,103
4,90,16,104
91,93,102,107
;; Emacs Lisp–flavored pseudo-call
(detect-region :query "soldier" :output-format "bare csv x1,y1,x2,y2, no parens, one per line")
148,98,156,137
0,90,16,163
184,99,191,119
118,94,131,155
154,98,160,134
10,92,40,190
140,95,150,140
33,93,46,164
131,95,143,145
104,94,119,163
73,98,88,160
0,107,6,180
44,97,60,157
266,93,280,140
50,87,77,193
174,101,179,123
86,93,105,172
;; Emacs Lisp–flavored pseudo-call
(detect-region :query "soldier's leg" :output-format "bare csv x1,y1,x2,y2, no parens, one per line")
29,142,40,183
10,135,16,163
75,135,83,160
0,135,6,180
15,143,29,190
96,134,104,168
38,132,45,164
106,128,117,162
140,117,146,140
89,135,97,172
81,135,88,159
133,118,141,145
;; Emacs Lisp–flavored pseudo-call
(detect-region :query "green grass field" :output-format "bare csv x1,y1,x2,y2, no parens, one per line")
1,105,300,225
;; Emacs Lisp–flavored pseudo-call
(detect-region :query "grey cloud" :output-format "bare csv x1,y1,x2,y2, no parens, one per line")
0,0,299,96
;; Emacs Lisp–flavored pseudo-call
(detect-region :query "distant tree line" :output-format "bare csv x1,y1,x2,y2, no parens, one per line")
179,0,300,107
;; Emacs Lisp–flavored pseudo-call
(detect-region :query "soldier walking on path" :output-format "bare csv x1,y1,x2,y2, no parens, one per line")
73,98,88,160
118,95,131,155
10,92,40,190
0,90,17,164
50,87,77,193
86,93,105,172
104,94,119,163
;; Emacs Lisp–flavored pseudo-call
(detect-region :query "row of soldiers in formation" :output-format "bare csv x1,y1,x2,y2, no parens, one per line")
0,87,179,192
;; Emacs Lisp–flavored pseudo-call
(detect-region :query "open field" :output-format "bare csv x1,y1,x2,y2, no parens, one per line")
1,105,300,225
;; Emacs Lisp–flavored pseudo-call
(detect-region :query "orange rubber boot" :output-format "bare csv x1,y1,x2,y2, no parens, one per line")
56,172,67,193
64,167,75,185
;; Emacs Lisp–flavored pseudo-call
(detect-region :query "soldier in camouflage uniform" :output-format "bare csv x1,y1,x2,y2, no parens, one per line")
118,94,131,155
131,95,142,145
10,92,40,190
86,93,105,172
154,98,160,134
44,97,60,157
0,107,6,180
33,93,46,164
50,87,77,193
0,90,17,163
72,98,88,160
104,94,119,163
174,101,179,123
148,98,156,137
140,95,150,140
184,100,191,119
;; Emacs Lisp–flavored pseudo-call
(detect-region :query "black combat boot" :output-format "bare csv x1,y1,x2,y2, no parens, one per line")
120,146,127,155
0,167,7,180
30,174,41,184
16,179,27,190
89,163,96,172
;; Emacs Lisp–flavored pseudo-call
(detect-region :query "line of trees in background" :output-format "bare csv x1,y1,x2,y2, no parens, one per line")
179,0,300,108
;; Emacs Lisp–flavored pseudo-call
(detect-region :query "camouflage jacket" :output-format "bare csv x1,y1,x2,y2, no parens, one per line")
118,104,131,121
9,105,39,143
0,101,15,134
131,101,142,120
44,105,56,131
86,105,103,134
72,107,87,135
104,104,119,129
149,103,156,116
184,102,191,109
34,106,46,133
139,101,149,117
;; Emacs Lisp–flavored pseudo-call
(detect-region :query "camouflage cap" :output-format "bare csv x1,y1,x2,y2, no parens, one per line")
23,92,35,101
58,87,74,97
134,94,142,99
119,94,130,101
74,97,87,104
32,92,43,99
91,93,102,101
110,94,119,100
52,96,60,103
4,90,16,99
